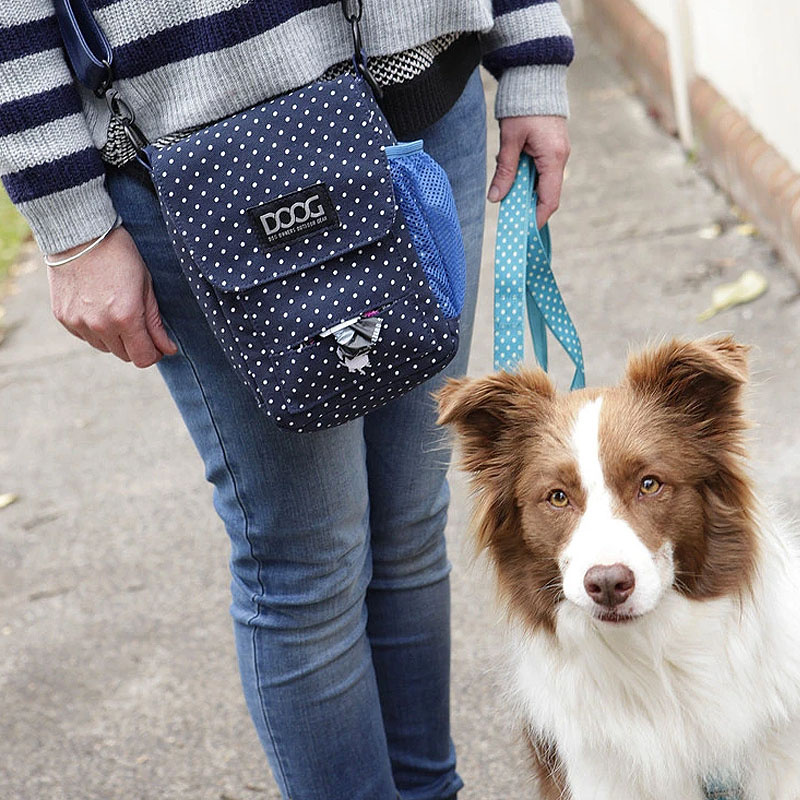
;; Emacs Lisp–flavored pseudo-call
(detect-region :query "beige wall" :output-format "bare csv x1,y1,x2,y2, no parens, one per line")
629,0,800,173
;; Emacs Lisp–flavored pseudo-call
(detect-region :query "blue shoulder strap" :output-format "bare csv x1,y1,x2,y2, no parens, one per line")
493,154,585,390
53,0,114,94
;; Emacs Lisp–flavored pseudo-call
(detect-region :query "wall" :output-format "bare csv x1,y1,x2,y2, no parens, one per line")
629,0,800,174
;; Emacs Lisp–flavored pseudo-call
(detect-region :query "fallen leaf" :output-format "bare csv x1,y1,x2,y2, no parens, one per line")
735,222,758,237
698,269,768,322
697,223,722,240
0,493,18,510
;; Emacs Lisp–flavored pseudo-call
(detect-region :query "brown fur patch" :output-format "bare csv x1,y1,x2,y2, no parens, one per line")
525,729,568,800
436,371,590,632
621,336,758,598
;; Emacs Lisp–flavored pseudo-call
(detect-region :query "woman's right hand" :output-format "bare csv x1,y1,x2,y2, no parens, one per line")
47,226,178,367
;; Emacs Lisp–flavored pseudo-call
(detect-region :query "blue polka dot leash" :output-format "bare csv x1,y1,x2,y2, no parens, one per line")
493,154,585,390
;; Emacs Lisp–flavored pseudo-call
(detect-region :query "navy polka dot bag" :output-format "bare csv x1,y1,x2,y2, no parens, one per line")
55,0,467,432
147,76,465,431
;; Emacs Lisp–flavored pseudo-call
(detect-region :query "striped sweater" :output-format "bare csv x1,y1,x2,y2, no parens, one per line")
0,1,574,254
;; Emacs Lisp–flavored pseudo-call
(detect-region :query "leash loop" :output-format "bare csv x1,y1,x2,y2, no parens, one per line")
493,154,585,390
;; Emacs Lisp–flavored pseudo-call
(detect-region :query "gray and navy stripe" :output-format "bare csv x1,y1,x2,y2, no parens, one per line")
0,0,573,253
0,2,114,251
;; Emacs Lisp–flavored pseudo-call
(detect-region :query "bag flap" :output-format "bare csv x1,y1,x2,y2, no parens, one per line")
149,75,397,291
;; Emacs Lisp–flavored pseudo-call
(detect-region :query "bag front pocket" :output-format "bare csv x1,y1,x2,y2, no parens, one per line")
266,290,459,430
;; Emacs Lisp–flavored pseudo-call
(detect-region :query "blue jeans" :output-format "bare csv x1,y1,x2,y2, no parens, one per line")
105,69,486,800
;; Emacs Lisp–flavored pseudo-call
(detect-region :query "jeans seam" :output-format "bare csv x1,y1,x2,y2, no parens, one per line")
165,331,292,797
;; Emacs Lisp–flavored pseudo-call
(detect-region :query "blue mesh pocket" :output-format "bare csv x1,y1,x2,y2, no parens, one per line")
386,141,466,319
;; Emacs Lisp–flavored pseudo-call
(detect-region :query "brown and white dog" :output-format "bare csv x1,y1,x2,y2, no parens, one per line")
437,337,800,800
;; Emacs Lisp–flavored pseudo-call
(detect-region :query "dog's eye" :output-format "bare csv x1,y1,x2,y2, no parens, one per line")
639,476,662,496
548,490,570,508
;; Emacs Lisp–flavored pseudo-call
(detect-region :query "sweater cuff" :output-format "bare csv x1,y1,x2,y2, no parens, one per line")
16,175,118,254
495,64,570,119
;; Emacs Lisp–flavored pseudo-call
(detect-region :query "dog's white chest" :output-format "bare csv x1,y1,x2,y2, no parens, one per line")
510,584,800,798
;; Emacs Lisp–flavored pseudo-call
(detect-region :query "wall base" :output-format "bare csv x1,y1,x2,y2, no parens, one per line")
584,0,800,280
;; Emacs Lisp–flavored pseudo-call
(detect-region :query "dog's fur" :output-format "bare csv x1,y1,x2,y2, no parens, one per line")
437,338,800,800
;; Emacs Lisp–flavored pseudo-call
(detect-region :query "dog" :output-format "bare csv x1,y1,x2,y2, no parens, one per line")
437,337,800,800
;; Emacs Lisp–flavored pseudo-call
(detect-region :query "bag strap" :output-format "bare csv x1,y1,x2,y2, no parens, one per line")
493,154,585,390
54,0,150,165
53,0,380,167
53,0,113,95
53,0,381,147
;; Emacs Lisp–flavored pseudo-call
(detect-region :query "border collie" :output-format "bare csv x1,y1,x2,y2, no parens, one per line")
437,337,800,800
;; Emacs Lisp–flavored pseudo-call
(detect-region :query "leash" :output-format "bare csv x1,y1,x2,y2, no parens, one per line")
493,154,585,389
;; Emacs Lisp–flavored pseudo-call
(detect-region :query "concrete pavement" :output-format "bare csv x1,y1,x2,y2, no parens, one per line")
2,24,799,800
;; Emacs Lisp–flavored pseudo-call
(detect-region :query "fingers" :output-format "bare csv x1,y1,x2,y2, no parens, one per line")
531,157,565,230
54,304,158,366
490,116,571,227
143,279,178,356
488,129,524,203
56,317,114,355
82,334,111,354
118,310,162,368
47,226,177,368
99,333,131,362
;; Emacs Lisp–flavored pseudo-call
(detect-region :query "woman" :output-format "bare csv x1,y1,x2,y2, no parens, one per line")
0,2,572,798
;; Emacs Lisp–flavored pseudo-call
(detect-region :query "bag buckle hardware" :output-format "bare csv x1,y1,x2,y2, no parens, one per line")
105,88,151,169
340,0,383,99
93,59,114,99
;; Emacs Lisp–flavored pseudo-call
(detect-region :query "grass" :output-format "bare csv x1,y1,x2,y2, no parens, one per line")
0,189,31,283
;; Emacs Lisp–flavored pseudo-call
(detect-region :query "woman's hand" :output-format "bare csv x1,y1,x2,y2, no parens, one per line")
488,115,571,229
47,226,178,367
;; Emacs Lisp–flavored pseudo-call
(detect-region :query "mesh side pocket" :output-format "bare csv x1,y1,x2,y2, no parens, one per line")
387,143,466,319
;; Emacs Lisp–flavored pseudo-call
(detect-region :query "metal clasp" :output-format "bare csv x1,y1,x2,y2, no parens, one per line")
93,59,114,99
105,88,151,169
340,0,383,99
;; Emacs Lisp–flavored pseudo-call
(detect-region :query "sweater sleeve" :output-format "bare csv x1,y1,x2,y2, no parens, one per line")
482,0,575,119
0,3,117,254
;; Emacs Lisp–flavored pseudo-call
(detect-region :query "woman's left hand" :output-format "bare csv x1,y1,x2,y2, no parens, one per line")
488,115,570,229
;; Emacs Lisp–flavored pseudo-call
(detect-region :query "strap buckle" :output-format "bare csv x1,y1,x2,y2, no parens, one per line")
105,88,151,169
340,0,383,99
93,59,114,98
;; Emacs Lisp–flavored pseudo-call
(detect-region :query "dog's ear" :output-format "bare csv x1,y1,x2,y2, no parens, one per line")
436,369,555,475
625,336,749,428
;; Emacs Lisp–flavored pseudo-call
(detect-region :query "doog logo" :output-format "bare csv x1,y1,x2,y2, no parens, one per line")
248,183,338,248
260,194,325,235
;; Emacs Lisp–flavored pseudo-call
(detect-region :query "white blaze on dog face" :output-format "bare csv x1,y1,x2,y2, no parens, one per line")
559,397,675,620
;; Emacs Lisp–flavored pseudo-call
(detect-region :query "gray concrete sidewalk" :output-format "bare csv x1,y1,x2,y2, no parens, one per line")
2,24,799,800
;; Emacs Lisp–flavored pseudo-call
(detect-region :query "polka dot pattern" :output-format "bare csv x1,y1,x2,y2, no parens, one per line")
148,74,459,431
493,154,585,391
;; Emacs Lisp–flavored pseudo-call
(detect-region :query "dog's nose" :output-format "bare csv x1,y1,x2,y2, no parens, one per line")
583,564,635,607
